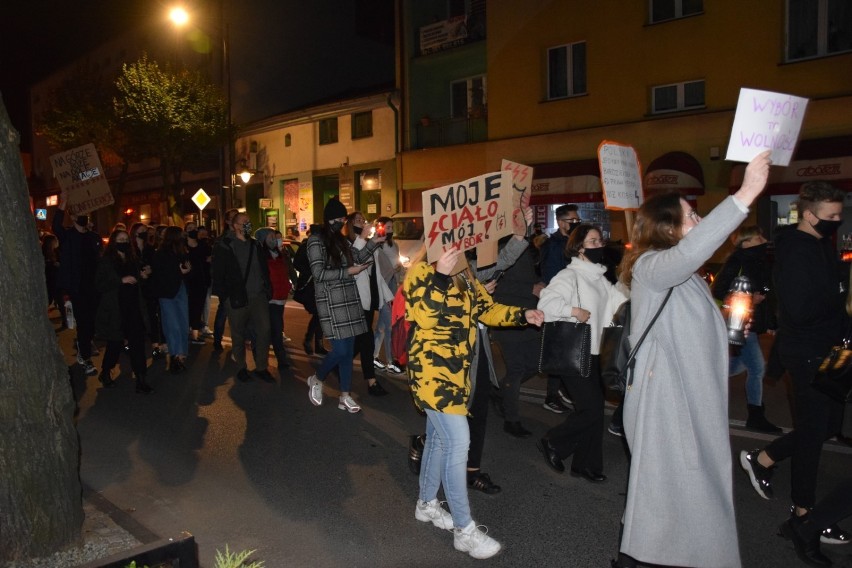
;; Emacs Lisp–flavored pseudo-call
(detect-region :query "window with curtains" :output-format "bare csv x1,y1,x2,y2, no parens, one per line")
351,111,373,140
787,0,852,61
547,42,587,100
318,117,338,145
649,0,703,23
651,80,705,114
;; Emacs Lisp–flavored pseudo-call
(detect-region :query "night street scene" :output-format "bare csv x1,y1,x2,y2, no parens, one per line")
1,1,852,567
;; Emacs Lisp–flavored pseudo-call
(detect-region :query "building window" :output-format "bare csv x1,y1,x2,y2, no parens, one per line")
651,80,705,114
547,42,587,100
787,0,852,61
351,111,373,139
319,117,338,145
284,133,291,147
451,75,487,119
649,0,703,23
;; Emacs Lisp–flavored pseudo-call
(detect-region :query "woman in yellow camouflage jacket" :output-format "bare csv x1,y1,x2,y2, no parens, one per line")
406,247,543,559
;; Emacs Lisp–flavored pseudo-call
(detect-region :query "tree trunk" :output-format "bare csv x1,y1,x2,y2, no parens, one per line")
0,95,83,561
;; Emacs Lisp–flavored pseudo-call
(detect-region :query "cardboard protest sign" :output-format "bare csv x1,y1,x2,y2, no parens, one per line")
501,159,534,236
725,88,808,167
598,141,643,210
51,143,114,216
421,171,514,268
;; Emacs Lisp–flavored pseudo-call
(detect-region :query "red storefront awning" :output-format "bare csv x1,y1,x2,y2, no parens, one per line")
644,151,705,196
728,135,852,194
530,159,602,205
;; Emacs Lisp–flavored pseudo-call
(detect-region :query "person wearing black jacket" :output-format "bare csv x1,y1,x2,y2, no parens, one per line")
490,235,545,438
52,201,102,376
151,226,191,373
740,181,850,546
711,225,781,433
130,222,165,360
211,212,274,383
95,230,152,393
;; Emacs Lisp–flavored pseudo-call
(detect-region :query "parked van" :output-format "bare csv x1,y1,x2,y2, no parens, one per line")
390,212,425,270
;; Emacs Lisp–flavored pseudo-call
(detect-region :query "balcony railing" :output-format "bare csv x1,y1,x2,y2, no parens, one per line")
415,115,487,149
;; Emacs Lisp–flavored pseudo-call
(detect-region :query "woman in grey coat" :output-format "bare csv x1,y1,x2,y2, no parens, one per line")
305,198,385,413
614,151,771,568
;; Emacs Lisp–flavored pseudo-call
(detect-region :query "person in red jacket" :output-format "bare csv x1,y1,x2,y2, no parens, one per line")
257,227,293,370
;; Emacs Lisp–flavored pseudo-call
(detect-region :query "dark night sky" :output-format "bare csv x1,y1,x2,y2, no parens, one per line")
0,0,394,152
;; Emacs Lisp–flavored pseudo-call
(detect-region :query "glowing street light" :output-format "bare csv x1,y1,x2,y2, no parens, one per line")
168,6,189,27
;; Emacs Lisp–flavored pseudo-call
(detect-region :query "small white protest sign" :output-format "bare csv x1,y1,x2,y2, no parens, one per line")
51,143,114,216
598,141,643,211
725,88,808,167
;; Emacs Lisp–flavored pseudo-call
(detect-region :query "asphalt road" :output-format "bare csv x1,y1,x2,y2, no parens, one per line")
61,299,852,567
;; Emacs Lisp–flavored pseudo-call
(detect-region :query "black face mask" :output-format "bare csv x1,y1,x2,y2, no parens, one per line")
352,225,364,235
76,215,89,227
186,230,198,240
582,247,605,264
741,243,768,258
812,218,842,238
115,242,130,254
329,220,344,233
567,222,581,234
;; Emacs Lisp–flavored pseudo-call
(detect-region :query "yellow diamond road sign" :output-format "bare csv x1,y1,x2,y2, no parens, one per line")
192,189,211,210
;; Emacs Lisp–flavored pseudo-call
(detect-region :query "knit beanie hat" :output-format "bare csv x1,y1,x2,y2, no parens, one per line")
323,197,348,222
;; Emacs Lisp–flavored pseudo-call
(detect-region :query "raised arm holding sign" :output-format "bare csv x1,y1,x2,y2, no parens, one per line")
725,88,808,167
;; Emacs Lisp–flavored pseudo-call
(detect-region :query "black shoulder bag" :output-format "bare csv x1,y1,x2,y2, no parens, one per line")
601,288,673,391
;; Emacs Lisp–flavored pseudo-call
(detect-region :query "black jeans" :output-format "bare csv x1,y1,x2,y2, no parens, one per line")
802,478,852,539
353,310,376,381
764,351,844,508
492,327,540,422
101,324,147,379
546,355,604,472
70,289,97,360
268,303,289,366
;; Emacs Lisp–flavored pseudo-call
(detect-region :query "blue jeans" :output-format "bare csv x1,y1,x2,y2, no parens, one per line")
159,283,189,357
317,336,355,392
420,410,472,529
373,303,392,360
729,332,764,405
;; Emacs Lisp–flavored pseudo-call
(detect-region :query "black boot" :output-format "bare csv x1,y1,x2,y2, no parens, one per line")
135,374,153,395
408,434,425,475
746,404,782,434
99,369,116,389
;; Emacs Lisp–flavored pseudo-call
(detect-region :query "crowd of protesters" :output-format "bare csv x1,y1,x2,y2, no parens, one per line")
43,155,852,565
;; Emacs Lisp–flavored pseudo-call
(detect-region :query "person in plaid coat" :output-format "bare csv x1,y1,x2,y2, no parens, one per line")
305,198,386,413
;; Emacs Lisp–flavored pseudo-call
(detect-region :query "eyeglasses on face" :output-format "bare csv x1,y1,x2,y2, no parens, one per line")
558,218,581,224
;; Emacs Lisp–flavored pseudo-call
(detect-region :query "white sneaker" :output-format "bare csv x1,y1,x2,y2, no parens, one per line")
386,362,403,374
373,358,386,370
454,521,502,559
415,499,453,530
307,375,323,406
338,394,361,413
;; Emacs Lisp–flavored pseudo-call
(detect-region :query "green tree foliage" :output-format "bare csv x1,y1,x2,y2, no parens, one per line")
114,55,230,223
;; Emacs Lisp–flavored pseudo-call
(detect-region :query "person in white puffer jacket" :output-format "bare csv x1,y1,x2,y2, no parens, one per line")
536,224,628,482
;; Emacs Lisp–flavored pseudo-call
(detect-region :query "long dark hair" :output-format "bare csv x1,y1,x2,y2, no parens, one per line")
320,222,353,268
41,233,59,263
618,192,683,287
161,226,187,256
377,216,393,247
129,222,147,257
103,230,138,264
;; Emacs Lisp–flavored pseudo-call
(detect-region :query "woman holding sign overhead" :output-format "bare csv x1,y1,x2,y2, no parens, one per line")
611,151,771,568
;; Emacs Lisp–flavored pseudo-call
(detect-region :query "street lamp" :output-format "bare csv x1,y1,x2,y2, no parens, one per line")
167,3,231,232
